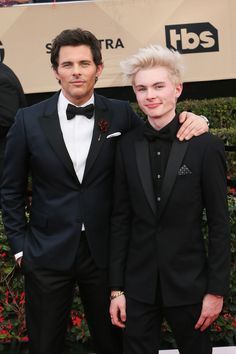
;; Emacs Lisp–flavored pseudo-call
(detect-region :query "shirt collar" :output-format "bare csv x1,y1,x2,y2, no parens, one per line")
145,114,180,142
58,91,95,115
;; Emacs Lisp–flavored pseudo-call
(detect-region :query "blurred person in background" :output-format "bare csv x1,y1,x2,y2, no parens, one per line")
0,62,27,182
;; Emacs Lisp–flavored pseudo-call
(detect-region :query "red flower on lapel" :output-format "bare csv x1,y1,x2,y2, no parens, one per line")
98,119,109,141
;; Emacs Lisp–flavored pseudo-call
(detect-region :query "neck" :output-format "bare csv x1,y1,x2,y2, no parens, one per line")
61,90,94,107
148,111,176,130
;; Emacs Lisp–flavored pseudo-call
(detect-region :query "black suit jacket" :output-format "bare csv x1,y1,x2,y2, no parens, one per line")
109,124,230,307
0,62,27,130
1,92,142,270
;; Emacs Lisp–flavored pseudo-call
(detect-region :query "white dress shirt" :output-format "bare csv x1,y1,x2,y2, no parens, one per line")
58,91,95,183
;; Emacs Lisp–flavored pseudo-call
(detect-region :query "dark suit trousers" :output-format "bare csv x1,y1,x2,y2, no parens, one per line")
124,296,212,354
23,233,123,354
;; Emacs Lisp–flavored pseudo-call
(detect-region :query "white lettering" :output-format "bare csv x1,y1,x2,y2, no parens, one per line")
200,31,215,48
169,29,181,49
181,29,199,50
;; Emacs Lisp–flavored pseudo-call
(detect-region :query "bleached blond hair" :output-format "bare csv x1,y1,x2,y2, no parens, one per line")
120,44,184,85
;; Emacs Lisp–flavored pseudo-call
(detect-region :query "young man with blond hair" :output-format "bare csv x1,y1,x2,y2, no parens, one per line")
109,45,230,354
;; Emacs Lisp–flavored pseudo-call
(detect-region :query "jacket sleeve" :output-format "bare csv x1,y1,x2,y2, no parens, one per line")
202,135,231,296
109,141,132,288
1,109,29,255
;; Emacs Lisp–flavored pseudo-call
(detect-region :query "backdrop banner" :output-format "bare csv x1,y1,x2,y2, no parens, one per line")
0,0,235,93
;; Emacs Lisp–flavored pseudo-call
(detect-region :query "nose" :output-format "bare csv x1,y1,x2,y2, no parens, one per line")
72,64,81,76
146,88,157,100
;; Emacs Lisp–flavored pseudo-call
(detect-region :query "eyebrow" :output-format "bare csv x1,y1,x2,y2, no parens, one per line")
60,59,92,65
135,81,165,87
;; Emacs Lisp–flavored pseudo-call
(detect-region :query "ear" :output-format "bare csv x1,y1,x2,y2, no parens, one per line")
175,83,183,98
132,79,139,95
53,68,60,81
96,63,104,78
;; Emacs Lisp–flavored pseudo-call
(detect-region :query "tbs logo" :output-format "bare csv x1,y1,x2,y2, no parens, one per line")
0,41,5,62
165,22,219,54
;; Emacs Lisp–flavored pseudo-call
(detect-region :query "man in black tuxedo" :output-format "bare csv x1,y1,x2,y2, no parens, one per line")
109,45,230,354
0,62,26,181
1,29,209,354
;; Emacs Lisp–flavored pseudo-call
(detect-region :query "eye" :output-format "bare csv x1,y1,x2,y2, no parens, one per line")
61,62,72,68
136,87,146,92
81,62,90,67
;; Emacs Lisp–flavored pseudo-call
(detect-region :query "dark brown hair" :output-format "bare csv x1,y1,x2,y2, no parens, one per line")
50,28,102,69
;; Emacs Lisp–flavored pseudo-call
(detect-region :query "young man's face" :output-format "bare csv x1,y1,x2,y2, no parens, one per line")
54,45,103,106
133,66,182,127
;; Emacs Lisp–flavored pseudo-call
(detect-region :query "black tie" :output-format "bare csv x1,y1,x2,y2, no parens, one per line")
66,103,94,120
143,125,172,142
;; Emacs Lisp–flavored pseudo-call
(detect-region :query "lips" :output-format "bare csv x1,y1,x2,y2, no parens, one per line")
145,103,161,109
71,80,85,85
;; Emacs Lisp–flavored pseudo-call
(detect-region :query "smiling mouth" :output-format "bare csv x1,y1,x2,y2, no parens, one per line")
145,103,161,109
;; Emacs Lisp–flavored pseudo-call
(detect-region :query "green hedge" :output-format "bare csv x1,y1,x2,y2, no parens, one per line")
177,97,236,129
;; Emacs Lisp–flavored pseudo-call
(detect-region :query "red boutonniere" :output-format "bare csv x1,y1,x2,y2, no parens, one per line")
98,119,109,141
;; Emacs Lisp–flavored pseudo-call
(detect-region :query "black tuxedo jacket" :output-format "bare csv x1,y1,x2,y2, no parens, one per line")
109,124,230,307
1,92,141,270
0,62,27,129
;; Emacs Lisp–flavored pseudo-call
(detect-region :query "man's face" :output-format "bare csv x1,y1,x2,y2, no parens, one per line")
54,45,103,105
133,66,182,126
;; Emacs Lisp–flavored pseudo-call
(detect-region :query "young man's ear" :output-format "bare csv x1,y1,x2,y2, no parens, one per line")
175,83,183,99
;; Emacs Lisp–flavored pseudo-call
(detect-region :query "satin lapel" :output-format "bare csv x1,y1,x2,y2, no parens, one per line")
39,110,79,183
158,139,189,219
83,97,111,179
135,139,157,216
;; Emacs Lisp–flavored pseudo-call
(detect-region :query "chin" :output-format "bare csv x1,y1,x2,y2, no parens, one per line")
150,114,162,119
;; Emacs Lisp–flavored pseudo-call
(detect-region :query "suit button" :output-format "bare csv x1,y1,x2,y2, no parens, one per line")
157,197,161,202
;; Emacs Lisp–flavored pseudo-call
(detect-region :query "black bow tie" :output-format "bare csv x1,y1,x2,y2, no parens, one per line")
66,103,95,120
143,125,172,142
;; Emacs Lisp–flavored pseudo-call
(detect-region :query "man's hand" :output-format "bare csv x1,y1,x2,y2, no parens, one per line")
109,293,126,328
195,294,223,332
16,256,23,267
177,112,209,141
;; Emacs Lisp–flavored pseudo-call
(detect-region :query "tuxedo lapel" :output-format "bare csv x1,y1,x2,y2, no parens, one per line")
39,94,79,183
135,139,157,216
83,95,111,179
158,139,189,219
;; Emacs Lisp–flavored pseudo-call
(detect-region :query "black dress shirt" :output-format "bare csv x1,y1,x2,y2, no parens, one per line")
143,115,180,206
